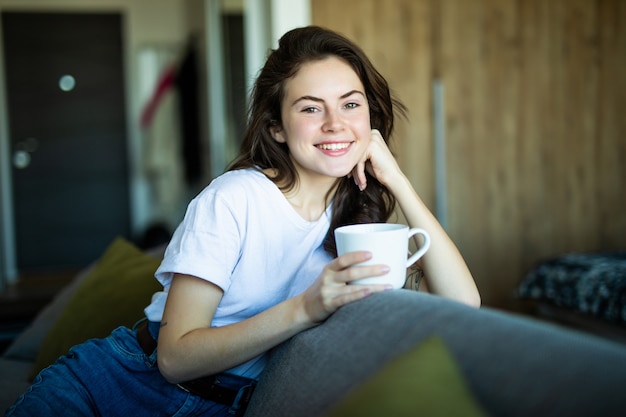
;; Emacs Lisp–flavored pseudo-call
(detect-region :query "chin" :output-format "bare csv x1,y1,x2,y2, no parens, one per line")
327,167,353,179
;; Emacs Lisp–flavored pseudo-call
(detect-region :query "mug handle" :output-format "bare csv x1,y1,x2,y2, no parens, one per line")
406,228,431,267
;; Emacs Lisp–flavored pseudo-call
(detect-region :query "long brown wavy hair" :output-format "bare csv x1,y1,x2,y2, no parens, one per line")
228,26,407,256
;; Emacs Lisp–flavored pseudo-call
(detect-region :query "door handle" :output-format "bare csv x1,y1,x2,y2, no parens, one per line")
13,150,31,169
12,137,39,169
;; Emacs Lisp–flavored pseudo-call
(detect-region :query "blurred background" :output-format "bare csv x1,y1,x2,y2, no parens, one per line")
0,0,624,313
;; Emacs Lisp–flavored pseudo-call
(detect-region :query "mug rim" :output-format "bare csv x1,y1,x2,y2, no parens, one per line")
334,223,407,235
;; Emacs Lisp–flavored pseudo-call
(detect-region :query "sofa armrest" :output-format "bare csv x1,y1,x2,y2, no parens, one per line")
3,243,166,365
245,290,626,417
2,267,92,363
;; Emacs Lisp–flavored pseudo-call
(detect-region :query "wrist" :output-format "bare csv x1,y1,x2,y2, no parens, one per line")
289,294,319,331
385,172,412,195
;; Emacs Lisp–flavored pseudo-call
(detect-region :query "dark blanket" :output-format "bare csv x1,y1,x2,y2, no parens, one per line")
517,252,626,325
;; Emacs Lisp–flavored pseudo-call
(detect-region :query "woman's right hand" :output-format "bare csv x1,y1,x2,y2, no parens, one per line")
299,251,392,324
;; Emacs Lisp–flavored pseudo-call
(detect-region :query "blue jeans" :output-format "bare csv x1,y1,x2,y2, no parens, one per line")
5,321,256,416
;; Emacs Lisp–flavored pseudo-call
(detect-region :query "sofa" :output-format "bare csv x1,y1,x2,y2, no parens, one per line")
2,237,626,416
0,238,166,412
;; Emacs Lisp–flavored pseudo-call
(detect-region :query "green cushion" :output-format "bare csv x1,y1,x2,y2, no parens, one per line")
30,237,162,378
324,336,487,417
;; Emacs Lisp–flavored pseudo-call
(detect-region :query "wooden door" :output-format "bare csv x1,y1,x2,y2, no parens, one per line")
2,12,130,271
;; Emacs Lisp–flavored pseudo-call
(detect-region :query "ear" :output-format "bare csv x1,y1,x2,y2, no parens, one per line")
269,124,286,143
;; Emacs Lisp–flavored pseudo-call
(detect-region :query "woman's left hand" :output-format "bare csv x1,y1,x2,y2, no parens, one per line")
351,129,402,191
350,131,482,308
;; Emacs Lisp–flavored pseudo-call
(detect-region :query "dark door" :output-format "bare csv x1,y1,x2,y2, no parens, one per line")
2,12,130,271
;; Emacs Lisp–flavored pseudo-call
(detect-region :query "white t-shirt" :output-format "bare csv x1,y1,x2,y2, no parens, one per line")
144,168,333,378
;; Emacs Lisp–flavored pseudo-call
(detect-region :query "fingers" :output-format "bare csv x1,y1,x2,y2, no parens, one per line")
350,129,386,191
302,253,392,324
325,285,382,311
352,161,367,191
370,128,383,142
328,251,390,285
317,269,390,317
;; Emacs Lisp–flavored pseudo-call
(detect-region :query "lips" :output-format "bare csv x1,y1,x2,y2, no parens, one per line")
316,142,351,151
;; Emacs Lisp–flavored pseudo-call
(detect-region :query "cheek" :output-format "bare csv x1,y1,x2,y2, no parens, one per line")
352,113,372,134
282,119,316,140
354,122,372,144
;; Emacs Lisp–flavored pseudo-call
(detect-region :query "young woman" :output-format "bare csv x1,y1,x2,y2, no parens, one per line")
7,26,479,417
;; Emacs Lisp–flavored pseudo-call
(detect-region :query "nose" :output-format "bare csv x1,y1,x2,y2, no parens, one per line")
322,109,344,132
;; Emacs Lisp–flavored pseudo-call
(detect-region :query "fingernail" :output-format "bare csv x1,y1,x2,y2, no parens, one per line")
384,284,394,291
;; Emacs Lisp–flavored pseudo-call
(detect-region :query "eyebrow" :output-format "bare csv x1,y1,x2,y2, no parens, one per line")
291,89,365,106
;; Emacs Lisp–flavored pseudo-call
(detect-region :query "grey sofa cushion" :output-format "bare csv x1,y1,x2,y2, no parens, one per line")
0,358,32,411
3,244,165,364
245,290,626,417
3,267,91,362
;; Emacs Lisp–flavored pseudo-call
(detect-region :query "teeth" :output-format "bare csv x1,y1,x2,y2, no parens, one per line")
317,143,350,151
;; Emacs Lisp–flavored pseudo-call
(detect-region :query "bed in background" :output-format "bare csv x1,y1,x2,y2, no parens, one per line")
516,252,626,345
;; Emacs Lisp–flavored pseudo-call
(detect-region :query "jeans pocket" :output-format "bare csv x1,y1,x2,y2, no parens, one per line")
107,326,158,369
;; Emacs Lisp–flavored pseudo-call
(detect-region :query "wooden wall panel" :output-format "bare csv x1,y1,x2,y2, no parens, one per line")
312,0,436,206
597,0,626,247
440,0,626,307
440,0,521,304
312,0,626,308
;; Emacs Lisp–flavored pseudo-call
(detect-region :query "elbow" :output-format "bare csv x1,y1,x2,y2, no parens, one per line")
443,287,480,308
453,278,481,308
157,349,187,384
432,284,481,308
467,295,482,308
460,291,481,308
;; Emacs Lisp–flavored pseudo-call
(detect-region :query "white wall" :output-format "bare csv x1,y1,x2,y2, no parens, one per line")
243,0,311,98
207,0,311,176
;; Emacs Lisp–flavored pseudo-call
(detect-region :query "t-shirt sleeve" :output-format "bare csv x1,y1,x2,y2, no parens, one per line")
154,188,242,292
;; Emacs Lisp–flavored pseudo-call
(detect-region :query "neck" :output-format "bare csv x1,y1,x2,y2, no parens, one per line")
283,176,339,222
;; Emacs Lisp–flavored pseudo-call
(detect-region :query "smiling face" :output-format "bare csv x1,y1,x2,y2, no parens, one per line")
271,56,371,184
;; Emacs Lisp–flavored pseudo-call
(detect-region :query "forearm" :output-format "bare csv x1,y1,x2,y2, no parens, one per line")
390,175,481,307
159,253,390,384
158,295,313,383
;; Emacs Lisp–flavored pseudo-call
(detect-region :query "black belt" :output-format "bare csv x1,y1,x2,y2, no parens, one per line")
136,322,256,409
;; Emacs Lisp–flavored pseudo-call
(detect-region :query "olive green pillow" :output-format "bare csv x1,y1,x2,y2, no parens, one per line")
324,336,487,417
30,237,162,378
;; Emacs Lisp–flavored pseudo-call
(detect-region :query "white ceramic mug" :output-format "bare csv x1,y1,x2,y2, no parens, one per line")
334,223,431,289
